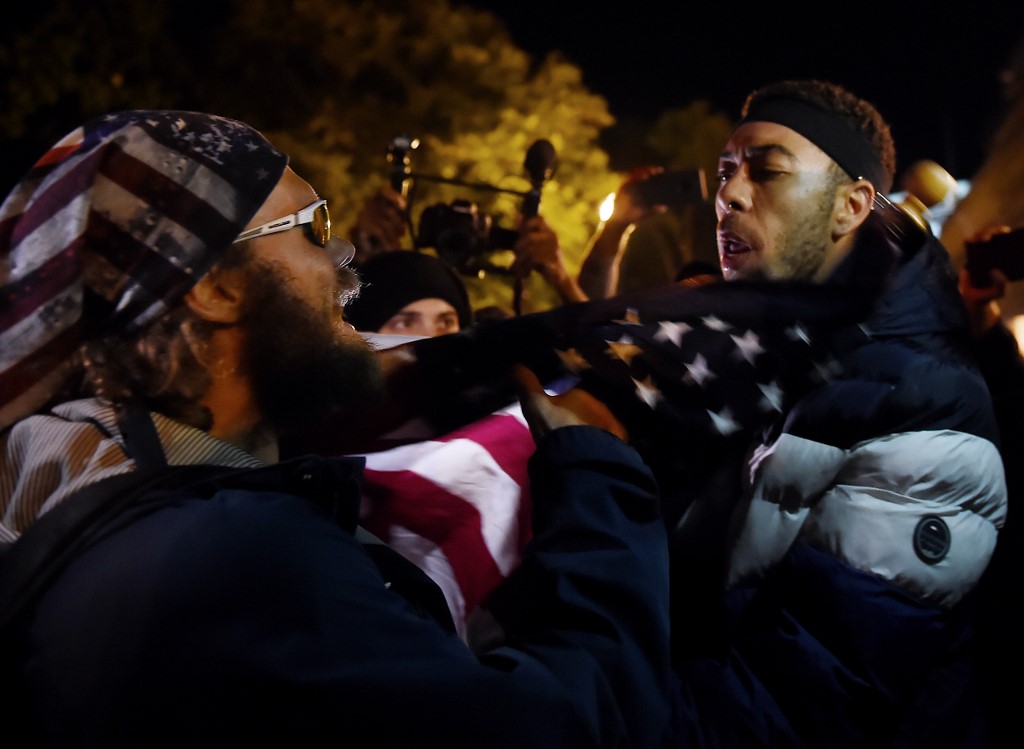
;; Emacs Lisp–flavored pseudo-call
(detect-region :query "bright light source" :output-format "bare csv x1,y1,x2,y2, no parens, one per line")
599,192,616,222
1008,315,1024,357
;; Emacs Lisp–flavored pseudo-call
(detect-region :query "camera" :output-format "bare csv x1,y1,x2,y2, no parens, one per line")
415,199,519,274
625,169,709,210
387,134,557,276
965,227,1024,286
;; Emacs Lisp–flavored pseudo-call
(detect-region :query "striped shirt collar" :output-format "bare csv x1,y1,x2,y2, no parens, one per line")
1,398,263,541
52,399,267,469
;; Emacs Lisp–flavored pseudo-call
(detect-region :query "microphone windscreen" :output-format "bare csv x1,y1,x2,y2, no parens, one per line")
524,139,557,183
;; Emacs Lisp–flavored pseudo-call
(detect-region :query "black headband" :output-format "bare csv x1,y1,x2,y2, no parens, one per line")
739,98,889,191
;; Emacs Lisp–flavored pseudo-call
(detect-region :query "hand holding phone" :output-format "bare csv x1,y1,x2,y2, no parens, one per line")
964,226,1024,287
627,169,708,210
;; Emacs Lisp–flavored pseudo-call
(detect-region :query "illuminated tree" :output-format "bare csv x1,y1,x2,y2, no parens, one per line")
2,0,730,313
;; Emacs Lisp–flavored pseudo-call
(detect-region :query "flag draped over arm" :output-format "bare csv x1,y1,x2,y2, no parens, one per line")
357,403,535,640
334,251,897,639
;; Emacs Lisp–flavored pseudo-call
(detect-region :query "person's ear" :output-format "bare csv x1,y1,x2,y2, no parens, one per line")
184,265,246,324
834,178,875,236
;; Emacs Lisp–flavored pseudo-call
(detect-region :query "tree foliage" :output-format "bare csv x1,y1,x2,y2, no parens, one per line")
2,0,730,313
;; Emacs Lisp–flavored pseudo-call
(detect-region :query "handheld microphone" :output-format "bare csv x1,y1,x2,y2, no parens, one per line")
521,139,557,218
387,134,419,197
524,139,557,184
514,139,558,316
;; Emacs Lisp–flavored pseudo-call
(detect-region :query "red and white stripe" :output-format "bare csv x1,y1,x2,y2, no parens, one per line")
357,403,535,639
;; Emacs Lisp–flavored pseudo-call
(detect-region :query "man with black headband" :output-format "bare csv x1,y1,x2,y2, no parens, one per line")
717,80,896,281
0,111,674,746
357,80,1007,748
662,79,1006,748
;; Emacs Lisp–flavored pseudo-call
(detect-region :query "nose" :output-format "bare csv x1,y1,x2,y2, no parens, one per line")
716,171,749,215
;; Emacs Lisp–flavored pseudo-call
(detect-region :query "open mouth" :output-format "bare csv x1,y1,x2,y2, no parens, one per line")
717,231,756,279
718,231,752,256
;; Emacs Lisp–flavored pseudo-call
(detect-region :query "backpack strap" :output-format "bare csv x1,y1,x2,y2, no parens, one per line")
0,403,209,634
116,400,168,470
1,404,457,645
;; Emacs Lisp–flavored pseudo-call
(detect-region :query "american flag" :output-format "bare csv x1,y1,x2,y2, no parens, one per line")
351,279,874,639
356,402,535,640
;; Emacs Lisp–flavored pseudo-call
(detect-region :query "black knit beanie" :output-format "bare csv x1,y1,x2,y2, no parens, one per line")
345,250,472,332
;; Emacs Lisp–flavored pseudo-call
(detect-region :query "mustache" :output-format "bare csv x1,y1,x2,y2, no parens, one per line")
335,265,363,308
717,214,740,234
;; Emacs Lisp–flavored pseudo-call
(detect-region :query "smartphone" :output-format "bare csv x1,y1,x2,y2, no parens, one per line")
965,227,1024,286
630,169,709,209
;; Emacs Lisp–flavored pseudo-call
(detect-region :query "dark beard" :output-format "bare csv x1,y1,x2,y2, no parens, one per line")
239,269,385,438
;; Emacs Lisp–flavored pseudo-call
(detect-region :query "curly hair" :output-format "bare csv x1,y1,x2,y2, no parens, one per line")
75,243,255,430
742,79,896,192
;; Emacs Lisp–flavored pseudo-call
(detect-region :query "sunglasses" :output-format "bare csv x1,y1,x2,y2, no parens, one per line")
234,198,332,248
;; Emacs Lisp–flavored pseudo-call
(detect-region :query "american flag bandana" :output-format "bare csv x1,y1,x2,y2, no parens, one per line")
0,111,288,431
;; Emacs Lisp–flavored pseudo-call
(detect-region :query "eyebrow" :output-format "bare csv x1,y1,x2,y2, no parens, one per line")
719,143,799,162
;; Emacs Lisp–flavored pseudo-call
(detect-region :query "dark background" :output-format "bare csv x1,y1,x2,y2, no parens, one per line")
460,1,1024,181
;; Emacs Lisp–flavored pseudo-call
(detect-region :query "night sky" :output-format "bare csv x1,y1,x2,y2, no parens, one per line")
461,1,1024,181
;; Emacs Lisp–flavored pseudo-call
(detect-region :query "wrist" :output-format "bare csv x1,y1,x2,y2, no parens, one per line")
970,301,1002,338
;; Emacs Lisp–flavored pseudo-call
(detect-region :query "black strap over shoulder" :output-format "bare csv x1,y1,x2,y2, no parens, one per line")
1,403,456,666
116,400,169,470
0,461,457,639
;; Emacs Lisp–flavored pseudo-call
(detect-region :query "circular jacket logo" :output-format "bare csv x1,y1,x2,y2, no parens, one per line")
913,515,950,564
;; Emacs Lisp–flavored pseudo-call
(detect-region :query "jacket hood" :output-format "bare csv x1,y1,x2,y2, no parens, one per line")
863,235,970,338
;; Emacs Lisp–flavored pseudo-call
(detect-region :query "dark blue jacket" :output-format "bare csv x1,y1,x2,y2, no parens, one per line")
15,426,672,748
283,233,1006,748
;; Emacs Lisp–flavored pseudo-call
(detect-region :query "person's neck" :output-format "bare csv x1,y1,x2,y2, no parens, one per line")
201,374,279,463
813,234,857,282
205,389,278,465
200,330,279,464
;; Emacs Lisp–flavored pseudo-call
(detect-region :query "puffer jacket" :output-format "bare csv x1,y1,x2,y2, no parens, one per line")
677,236,1007,749
288,231,1008,749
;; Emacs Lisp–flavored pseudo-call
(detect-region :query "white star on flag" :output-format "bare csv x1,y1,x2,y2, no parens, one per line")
702,314,731,332
632,376,662,409
654,321,692,347
605,336,644,365
758,380,784,412
708,407,742,435
813,357,840,382
731,330,764,364
685,352,716,386
619,307,642,325
555,347,592,372
786,324,811,344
